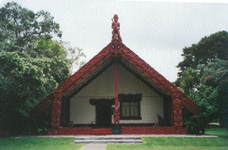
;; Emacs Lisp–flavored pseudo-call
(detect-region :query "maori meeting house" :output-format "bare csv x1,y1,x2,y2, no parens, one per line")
32,15,201,135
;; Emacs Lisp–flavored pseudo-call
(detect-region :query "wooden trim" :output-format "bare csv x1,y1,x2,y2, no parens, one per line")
114,63,119,124
120,117,142,120
119,94,142,102
90,98,115,105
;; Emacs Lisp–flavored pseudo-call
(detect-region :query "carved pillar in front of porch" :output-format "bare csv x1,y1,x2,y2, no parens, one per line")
50,89,62,133
172,89,183,127
114,63,120,124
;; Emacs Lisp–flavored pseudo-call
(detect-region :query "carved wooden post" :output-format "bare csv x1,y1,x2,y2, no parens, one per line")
111,14,121,125
172,89,183,127
114,63,120,124
51,89,62,134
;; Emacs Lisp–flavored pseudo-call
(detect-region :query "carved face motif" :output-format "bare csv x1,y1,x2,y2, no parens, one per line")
114,14,118,22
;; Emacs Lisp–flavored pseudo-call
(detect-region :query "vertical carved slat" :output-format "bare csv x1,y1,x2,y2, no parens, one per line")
114,63,120,124
172,89,183,127
51,89,63,134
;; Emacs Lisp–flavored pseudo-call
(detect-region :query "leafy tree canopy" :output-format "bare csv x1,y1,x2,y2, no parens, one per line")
198,59,228,127
177,31,228,77
175,30,228,128
0,2,85,136
177,67,200,97
0,2,62,49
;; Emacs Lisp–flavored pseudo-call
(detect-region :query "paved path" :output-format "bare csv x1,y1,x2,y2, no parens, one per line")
80,144,107,150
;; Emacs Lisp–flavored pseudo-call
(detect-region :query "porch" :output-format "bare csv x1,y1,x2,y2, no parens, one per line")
48,126,186,135
60,64,173,131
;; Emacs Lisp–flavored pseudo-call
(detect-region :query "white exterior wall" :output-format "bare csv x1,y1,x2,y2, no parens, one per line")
70,64,163,124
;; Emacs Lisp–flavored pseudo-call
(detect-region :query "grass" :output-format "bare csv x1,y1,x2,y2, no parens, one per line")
107,125,228,150
0,137,84,150
0,125,227,150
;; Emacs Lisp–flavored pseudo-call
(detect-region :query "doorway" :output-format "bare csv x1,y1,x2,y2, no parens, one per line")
96,103,112,128
90,98,115,128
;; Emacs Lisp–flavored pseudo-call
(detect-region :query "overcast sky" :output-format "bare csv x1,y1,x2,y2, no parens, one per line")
1,0,228,82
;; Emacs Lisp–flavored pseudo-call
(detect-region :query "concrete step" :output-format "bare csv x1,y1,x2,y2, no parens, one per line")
75,139,142,144
76,137,141,140
75,140,142,144
75,137,142,144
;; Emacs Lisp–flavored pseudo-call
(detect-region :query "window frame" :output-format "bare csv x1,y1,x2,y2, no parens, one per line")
119,94,142,120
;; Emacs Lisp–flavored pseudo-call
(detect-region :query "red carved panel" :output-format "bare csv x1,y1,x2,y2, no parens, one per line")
91,128,112,135
51,89,63,129
172,89,183,127
47,127,187,135
122,127,186,134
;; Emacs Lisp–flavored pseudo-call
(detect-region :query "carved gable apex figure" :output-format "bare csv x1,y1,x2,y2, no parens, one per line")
112,14,122,43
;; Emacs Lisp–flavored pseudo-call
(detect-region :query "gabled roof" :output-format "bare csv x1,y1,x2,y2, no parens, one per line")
32,41,201,118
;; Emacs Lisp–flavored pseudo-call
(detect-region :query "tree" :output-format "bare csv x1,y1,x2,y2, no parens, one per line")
177,31,228,77
0,2,62,49
198,59,228,127
0,2,85,136
175,30,228,128
175,67,200,98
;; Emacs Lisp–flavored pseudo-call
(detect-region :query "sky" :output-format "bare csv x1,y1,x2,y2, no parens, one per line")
1,0,228,82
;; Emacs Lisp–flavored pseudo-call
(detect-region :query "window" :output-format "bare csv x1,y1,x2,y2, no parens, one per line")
119,94,142,120
122,102,139,117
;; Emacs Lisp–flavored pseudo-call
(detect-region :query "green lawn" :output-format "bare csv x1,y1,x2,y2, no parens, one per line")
0,137,84,150
107,126,228,150
0,126,227,150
